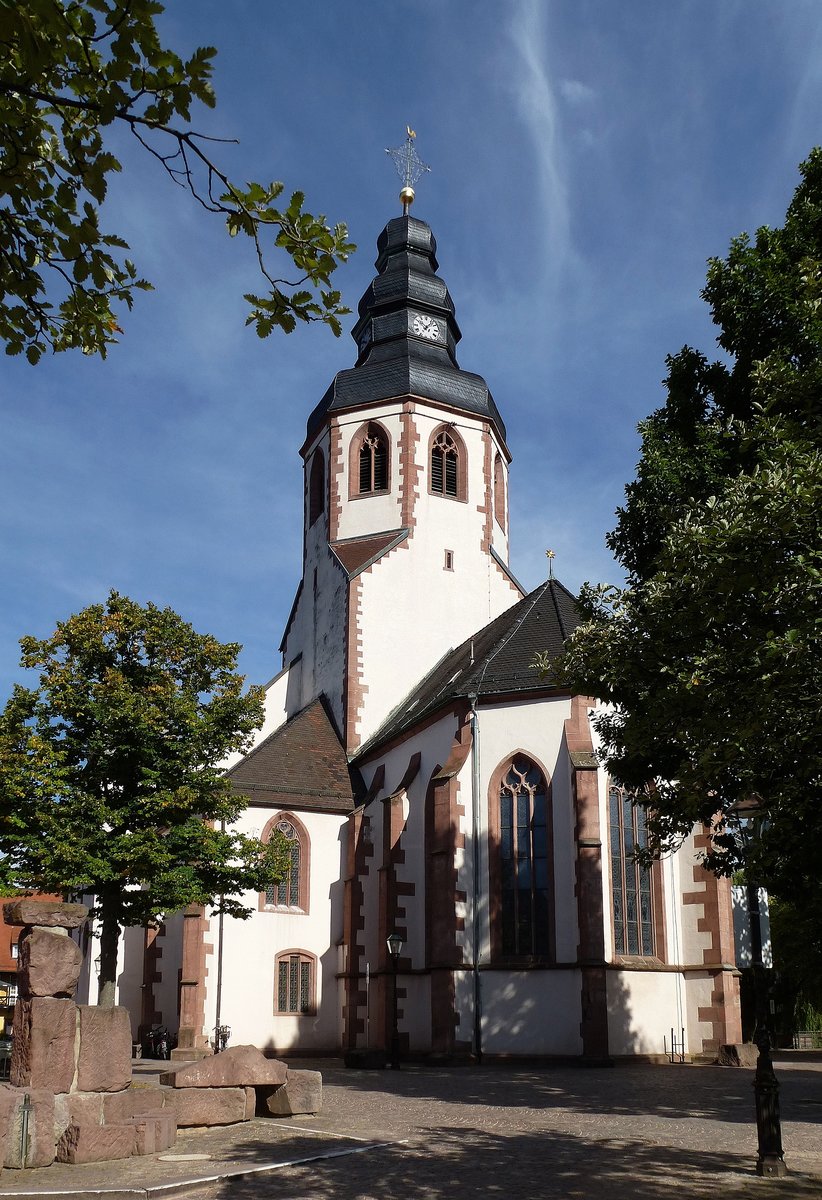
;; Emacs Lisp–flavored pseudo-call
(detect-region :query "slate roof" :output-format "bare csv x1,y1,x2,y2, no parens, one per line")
356,578,580,759
306,215,506,444
227,697,361,813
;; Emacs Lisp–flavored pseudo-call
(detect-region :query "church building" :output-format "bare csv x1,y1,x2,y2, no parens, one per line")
123,194,743,1063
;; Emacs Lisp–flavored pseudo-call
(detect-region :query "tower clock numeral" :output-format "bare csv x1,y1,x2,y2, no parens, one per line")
412,313,440,341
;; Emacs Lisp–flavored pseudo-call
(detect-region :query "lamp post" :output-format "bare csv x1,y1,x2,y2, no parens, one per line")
732,797,787,1178
386,932,404,1070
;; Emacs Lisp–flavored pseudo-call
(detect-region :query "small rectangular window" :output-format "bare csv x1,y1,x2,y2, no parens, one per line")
444,550,454,570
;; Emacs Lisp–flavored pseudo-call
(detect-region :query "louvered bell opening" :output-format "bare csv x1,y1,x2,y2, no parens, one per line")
445,451,457,496
373,441,387,490
431,450,444,493
359,444,372,493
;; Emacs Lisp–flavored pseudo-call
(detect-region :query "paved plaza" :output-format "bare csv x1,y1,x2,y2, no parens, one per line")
1,1054,820,1200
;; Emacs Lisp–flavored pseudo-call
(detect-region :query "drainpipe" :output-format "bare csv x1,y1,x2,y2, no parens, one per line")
468,695,483,1063
214,820,226,1049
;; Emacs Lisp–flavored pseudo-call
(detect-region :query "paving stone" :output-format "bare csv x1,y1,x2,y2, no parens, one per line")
3,900,88,929
262,1068,322,1115
76,1005,132,1092
10,997,77,1091
17,926,83,998
161,1044,288,1088
56,1122,136,1164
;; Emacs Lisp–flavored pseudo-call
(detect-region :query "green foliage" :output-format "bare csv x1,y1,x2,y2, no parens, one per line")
0,1,354,360
0,592,289,1000
546,150,822,904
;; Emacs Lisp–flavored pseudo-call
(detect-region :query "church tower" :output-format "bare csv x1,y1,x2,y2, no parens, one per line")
280,211,523,752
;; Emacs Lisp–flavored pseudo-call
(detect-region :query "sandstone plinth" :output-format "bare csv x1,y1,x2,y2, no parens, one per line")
76,1006,132,1092
10,998,77,1092
56,1123,136,1164
263,1069,322,1116
163,1085,251,1126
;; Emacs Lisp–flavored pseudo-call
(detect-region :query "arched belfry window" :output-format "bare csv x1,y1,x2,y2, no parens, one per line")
308,449,325,526
493,453,505,529
260,813,309,913
429,424,466,501
489,755,553,960
358,423,389,494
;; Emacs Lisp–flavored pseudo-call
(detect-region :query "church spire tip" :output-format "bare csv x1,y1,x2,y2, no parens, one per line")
385,126,431,214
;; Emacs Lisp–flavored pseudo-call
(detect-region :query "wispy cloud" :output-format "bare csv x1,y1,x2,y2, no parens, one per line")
506,0,575,297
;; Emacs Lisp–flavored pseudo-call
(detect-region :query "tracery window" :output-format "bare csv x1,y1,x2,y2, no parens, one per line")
308,450,325,525
431,429,459,497
358,423,388,493
609,784,654,956
261,813,309,913
496,757,552,958
275,949,315,1014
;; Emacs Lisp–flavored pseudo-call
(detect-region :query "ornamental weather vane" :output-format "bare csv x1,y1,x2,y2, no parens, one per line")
386,126,431,213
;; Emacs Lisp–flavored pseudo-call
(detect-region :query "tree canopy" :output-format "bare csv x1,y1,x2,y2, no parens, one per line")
547,150,822,905
0,0,355,362
0,591,288,1005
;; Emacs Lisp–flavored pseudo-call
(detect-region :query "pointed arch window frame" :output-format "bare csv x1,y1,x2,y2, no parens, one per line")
493,451,506,531
488,751,555,964
428,422,467,503
259,811,310,915
349,420,391,499
274,947,317,1015
308,448,326,527
607,783,667,962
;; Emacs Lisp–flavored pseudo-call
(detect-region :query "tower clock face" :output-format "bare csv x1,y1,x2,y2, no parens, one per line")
411,313,441,341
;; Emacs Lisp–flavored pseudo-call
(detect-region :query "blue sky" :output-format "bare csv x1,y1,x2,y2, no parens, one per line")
3,0,822,700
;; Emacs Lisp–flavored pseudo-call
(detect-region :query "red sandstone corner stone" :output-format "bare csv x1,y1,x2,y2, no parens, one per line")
56,1123,136,1164
161,1044,288,1089
54,1092,105,1143
76,1005,132,1092
0,1087,21,1172
3,900,88,929
163,1086,250,1126
11,997,77,1092
263,1069,322,1116
18,927,83,998
3,1089,56,1169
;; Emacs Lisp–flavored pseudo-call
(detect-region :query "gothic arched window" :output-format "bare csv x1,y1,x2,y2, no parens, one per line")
261,813,309,913
609,784,655,956
429,424,466,500
358,423,389,494
490,755,553,960
275,949,316,1014
308,449,325,526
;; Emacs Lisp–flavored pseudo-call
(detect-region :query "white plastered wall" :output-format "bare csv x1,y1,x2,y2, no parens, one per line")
200,806,347,1053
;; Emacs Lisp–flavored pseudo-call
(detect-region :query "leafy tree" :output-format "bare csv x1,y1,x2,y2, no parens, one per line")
0,0,355,362
0,591,289,1007
546,151,822,905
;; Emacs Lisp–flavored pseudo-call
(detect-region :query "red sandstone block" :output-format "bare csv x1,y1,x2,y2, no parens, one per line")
76,1006,132,1092
56,1123,136,1164
11,997,77,1092
125,1110,177,1155
3,1088,56,1169
164,1086,249,1126
18,927,83,999
263,1070,322,1116
103,1086,170,1122
3,900,88,929
161,1045,287,1088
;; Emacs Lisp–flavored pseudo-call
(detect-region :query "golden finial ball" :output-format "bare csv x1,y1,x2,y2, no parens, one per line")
400,185,415,209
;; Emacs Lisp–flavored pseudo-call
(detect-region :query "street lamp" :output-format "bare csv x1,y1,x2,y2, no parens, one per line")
731,797,787,1179
386,932,404,1070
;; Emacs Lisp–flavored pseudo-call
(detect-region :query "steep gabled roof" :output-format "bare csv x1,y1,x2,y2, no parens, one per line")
331,528,409,577
356,577,579,759
227,696,361,813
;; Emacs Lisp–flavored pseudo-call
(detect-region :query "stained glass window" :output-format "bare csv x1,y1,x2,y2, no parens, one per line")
265,818,302,909
609,785,654,956
276,952,313,1014
499,758,551,957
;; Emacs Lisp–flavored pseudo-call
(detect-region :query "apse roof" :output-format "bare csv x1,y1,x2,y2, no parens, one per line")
306,215,506,445
227,696,361,813
356,577,579,758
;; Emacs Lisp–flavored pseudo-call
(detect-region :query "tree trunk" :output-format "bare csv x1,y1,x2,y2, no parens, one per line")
98,898,120,1008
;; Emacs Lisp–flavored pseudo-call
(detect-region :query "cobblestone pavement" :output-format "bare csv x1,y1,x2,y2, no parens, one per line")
2,1055,821,1200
